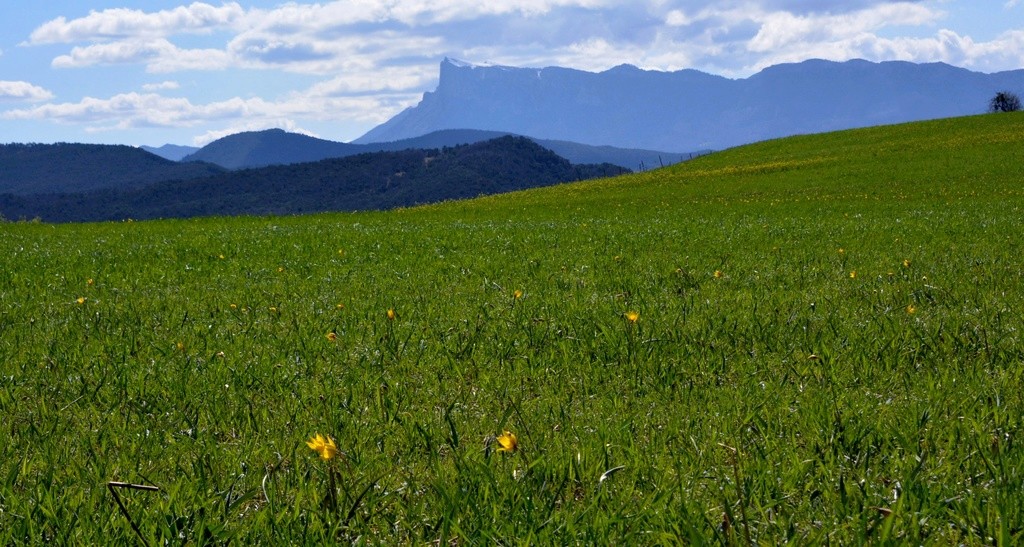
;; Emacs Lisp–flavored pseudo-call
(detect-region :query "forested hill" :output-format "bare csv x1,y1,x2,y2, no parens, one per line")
180,127,692,171
180,128,361,169
0,136,628,223
0,143,225,195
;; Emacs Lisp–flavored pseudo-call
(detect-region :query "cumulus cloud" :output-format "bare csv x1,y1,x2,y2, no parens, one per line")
665,10,692,27
27,2,246,44
305,65,438,95
459,2,949,75
0,81,55,102
237,0,613,30
27,0,609,46
142,81,180,91
54,39,173,67
193,90,421,145
735,10,1024,74
747,4,941,53
4,93,207,127
25,0,1024,79
225,30,446,75
2,85,421,142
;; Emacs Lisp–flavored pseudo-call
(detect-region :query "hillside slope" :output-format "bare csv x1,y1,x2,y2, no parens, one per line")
181,128,362,169
2,113,1022,544
140,143,200,161
182,127,693,170
0,136,626,222
0,143,225,195
436,112,1024,218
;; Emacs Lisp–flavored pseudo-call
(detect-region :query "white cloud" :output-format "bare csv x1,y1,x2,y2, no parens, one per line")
305,66,438,95
145,47,236,73
2,86,421,143
40,21,446,76
238,0,613,30
225,30,446,75
142,81,180,91
449,2,946,75
50,39,232,71
27,2,245,44
25,0,616,76
0,81,55,102
734,4,1015,75
27,0,609,46
54,39,169,67
183,92,421,144
881,29,1024,73
22,1,1024,80
747,4,942,53
4,93,205,127
666,10,692,27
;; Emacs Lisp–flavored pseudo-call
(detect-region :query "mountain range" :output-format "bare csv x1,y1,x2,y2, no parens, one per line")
0,143,224,195
160,128,695,171
140,143,203,162
0,137,626,222
4,57,1021,223
355,58,1024,151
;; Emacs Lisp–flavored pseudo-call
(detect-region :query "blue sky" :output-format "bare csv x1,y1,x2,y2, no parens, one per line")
1,1,1022,147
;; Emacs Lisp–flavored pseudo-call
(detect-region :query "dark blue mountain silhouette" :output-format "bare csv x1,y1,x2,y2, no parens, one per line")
354,58,1024,151
181,128,697,171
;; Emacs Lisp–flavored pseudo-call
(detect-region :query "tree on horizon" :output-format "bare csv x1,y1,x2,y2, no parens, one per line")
989,91,1022,113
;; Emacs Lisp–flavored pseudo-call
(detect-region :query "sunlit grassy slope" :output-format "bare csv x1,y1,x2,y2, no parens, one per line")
2,113,1023,543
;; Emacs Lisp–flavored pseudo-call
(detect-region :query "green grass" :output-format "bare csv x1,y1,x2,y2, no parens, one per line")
2,113,1023,544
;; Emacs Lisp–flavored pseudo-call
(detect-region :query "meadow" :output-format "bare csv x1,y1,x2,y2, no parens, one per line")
1,113,1022,544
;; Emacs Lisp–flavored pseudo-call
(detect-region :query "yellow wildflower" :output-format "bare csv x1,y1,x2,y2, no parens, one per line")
86,278,94,286
306,433,339,460
76,297,87,305
326,332,337,342
849,270,857,279
906,304,916,315
387,308,396,321
496,431,518,453
513,289,523,299
625,311,639,323
713,270,723,278
903,259,911,268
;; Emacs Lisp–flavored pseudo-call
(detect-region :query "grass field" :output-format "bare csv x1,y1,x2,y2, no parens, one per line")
2,113,1023,543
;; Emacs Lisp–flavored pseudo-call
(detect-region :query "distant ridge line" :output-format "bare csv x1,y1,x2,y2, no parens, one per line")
354,57,1024,151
